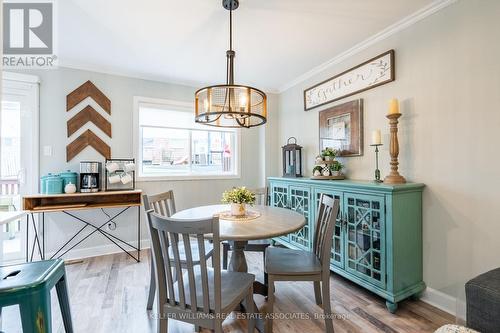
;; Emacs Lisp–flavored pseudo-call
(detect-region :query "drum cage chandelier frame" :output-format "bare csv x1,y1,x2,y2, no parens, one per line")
194,0,267,128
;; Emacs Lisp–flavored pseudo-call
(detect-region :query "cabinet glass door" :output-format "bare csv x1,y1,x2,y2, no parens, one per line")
270,182,289,242
270,183,288,208
314,189,344,269
288,186,311,250
344,193,385,288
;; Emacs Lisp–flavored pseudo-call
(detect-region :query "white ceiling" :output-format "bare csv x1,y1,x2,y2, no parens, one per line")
58,0,437,92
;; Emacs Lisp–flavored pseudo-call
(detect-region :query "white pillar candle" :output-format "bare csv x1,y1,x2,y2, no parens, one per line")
371,129,382,145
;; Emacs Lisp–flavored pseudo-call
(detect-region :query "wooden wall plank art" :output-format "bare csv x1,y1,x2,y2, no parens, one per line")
66,80,111,114
66,81,111,161
304,50,395,111
67,105,112,138
66,130,111,162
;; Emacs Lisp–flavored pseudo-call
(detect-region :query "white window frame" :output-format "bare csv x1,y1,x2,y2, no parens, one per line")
133,96,241,181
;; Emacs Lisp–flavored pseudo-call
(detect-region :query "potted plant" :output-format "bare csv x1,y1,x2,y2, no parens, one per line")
222,187,256,216
321,147,337,161
331,161,344,176
312,165,323,177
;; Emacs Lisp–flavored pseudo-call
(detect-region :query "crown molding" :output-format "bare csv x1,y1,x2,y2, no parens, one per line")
58,61,204,90
277,0,459,93
57,62,280,95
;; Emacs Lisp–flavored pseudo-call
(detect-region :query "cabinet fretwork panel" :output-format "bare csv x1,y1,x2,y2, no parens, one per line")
344,193,385,288
288,186,311,250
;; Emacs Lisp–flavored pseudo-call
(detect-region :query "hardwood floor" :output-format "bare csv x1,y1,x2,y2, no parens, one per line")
1,250,453,333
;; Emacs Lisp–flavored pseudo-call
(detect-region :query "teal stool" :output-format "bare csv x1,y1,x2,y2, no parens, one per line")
0,259,73,333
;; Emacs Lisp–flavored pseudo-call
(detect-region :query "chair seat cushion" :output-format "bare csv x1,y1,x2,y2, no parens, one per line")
265,247,322,275
168,240,214,264
169,267,254,312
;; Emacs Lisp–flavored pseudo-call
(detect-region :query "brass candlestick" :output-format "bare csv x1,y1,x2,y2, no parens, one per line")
384,113,406,184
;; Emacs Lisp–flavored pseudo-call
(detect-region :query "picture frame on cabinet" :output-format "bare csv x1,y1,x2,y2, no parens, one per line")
319,99,363,157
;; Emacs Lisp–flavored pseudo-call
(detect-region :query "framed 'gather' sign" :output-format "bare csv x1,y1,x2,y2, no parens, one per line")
304,50,395,111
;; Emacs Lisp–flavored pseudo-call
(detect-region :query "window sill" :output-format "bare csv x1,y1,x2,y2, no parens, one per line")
136,174,241,182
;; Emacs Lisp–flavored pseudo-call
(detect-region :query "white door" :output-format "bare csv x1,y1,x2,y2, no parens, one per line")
0,73,39,262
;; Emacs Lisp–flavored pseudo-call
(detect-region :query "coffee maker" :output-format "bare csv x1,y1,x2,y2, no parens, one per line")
79,161,101,192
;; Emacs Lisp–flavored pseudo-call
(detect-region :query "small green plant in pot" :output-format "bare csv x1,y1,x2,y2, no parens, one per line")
222,187,256,216
331,161,344,176
321,147,337,161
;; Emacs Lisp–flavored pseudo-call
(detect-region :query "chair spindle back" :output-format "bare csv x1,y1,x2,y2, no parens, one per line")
313,194,340,272
143,190,176,217
250,187,269,206
146,211,222,315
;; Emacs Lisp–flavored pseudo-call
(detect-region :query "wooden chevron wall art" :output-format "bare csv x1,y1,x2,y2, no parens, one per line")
66,81,112,161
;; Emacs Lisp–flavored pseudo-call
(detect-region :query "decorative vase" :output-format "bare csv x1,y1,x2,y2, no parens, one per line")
324,156,333,161
64,182,77,194
332,171,341,177
231,203,246,217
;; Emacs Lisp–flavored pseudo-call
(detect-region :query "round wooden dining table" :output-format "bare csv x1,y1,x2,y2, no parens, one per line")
173,204,305,332
172,204,306,294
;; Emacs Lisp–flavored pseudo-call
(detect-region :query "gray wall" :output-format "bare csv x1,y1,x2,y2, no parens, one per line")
21,67,278,258
278,0,500,304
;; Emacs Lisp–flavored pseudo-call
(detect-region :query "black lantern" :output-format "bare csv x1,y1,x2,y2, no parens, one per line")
282,137,303,178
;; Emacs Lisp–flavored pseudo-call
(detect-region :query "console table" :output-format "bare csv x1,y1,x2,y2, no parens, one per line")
22,190,142,262
268,177,425,313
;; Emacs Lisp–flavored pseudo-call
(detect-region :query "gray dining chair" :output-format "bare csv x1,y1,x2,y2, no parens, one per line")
143,191,214,310
222,188,271,284
146,211,256,333
264,194,340,333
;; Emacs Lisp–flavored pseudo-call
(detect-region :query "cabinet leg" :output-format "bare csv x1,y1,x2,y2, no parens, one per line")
410,291,423,301
385,301,398,313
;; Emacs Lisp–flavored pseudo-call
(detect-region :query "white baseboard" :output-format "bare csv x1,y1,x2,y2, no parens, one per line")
45,239,151,262
421,287,466,321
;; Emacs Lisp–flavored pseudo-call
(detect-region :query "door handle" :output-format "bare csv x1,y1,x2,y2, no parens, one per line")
342,212,347,228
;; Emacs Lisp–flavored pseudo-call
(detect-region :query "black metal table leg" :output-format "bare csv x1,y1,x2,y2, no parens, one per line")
25,215,29,262
42,212,45,260
27,213,44,262
138,206,141,262
28,206,141,263
48,207,140,262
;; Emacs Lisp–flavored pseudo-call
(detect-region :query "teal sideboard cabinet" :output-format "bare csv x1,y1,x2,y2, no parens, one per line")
267,177,425,313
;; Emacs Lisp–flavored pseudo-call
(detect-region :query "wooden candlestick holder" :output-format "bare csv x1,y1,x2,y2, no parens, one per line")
384,113,406,184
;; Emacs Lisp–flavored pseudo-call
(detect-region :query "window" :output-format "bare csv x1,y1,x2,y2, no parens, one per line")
134,98,240,180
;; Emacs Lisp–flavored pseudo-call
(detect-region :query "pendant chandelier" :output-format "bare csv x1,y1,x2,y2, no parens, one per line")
195,0,267,128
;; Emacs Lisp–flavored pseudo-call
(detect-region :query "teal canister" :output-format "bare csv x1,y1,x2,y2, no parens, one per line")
45,174,63,194
40,174,51,194
60,170,78,190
